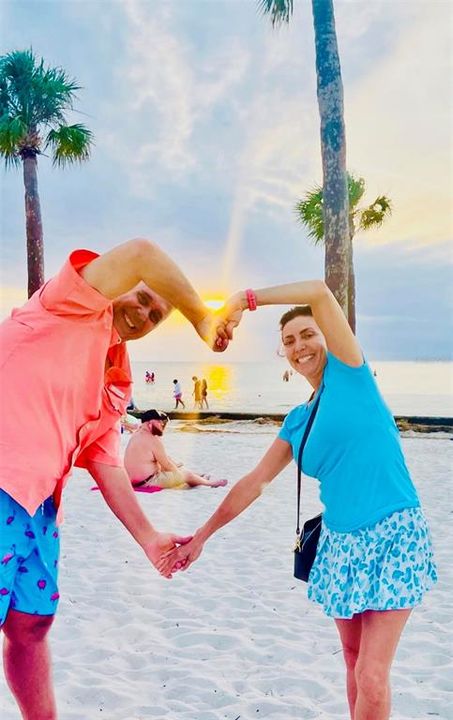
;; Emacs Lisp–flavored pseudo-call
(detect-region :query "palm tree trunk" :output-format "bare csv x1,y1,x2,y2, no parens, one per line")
311,0,349,316
22,153,44,297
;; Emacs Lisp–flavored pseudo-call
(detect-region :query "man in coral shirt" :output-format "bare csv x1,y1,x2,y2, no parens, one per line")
0,238,232,719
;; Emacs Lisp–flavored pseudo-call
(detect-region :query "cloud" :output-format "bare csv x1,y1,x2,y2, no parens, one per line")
113,0,196,180
345,2,452,247
96,0,452,268
335,2,387,41
218,1,453,260
99,0,250,195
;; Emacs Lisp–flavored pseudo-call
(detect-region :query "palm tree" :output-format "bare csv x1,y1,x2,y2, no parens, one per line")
296,174,392,332
259,0,350,316
0,49,93,296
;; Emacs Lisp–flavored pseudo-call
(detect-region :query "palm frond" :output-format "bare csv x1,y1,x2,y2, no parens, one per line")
347,173,365,211
45,123,93,166
258,0,293,27
32,62,81,126
0,49,83,129
0,75,11,116
295,175,392,245
1,50,33,124
295,185,324,245
358,195,392,231
0,114,27,166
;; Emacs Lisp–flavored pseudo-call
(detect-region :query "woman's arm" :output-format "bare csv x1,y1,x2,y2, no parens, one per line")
158,438,293,574
223,280,362,367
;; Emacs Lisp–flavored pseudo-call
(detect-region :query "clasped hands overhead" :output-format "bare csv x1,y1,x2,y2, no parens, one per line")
195,291,245,352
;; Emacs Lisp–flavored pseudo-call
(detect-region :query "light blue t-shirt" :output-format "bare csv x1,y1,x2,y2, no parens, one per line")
278,352,420,532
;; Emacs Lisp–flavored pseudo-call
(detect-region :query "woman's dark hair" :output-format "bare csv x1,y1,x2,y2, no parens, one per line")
279,305,313,331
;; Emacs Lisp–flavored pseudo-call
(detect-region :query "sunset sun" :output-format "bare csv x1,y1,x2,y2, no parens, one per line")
203,298,225,311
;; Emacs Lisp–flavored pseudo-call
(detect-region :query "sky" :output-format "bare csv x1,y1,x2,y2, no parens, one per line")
1,0,452,362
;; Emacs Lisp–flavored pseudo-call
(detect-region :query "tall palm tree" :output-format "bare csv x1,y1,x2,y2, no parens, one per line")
296,174,392,332
259,0,350,316
0,49,93,296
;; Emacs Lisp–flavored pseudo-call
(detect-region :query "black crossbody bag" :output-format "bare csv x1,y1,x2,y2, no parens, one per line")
293,391,322,582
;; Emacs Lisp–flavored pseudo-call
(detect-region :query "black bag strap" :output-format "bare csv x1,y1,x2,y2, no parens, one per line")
296,390,322,535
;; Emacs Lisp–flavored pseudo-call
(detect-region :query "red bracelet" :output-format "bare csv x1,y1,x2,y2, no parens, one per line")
245,288,257,311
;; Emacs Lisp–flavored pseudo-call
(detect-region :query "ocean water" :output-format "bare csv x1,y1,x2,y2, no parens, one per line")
130,360,453,418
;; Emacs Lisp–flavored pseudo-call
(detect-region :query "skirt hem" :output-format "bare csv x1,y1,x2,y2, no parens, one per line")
308,581,436,620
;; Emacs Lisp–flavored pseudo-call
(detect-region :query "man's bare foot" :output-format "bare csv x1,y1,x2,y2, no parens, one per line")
200,474,228,488
210,478,228,488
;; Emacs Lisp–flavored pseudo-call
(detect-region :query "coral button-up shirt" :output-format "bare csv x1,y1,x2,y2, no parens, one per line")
0,250,132,522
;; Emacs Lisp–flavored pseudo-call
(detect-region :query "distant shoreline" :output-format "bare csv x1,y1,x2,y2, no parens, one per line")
129,410,453,433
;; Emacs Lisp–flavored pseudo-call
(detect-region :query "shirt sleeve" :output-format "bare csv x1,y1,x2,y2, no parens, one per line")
326,351,376,389
39,250,110,319
278,412,292,443
75,425,122,468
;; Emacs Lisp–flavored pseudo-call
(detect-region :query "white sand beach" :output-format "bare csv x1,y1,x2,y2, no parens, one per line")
1,425,452,720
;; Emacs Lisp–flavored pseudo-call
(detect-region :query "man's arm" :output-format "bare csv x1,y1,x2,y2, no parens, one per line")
81,238,228,348
86,461,191,577
168,455,183,468
151,437,180,473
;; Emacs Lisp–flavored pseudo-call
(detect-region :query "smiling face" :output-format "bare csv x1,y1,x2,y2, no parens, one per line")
281,314,327,387
112,283,172,341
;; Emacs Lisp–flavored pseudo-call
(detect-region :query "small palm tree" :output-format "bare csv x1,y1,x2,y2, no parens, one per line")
259,0,350,317
296,174,392,332
0,49,93,296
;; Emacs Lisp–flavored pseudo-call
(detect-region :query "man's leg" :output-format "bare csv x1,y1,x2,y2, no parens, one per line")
2,609,57,720
354,608,411,720
334,614,363,719
183,471,228,488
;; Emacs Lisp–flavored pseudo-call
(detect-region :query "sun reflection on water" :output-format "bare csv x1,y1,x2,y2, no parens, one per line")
199,364,233,400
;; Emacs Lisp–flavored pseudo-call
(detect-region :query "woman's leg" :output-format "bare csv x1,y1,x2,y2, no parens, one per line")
354,608,411,720
2,609,57,720
335,614,363,719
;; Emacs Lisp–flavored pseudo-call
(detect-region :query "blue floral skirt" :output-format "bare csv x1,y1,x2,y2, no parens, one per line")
307,507,437,619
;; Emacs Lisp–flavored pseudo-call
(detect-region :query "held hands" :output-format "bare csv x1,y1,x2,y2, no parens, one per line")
194,292,245,352
143,532,193,579
157,530,206,577
194,314,230,352
217,292,244,343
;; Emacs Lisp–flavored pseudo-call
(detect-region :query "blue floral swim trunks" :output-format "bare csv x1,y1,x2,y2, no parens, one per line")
0,489,60,624
308,506,437,619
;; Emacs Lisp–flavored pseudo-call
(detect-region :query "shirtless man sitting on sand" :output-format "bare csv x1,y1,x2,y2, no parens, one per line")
124,409,227,489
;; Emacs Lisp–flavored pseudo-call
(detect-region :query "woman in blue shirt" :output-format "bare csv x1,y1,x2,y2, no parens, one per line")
161,279,437,720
